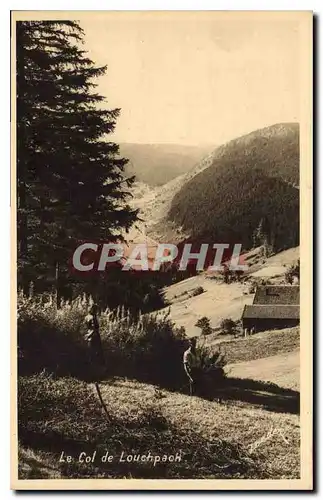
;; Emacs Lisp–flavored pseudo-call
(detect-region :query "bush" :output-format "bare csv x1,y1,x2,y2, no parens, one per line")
18,292,89,378
17,292,187,389
195,316,213,336
192,341,227,398
220,318,237,335
101,308,188,389
285,259,300,284
18,291,229,395
191,286,205,297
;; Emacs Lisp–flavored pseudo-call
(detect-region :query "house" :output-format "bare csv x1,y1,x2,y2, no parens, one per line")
242,285,300,333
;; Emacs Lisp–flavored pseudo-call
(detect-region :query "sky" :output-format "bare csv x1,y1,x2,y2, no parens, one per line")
77,11,302,146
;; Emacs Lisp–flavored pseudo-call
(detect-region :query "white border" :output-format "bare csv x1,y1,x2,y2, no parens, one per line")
2,3,318,498
0,1,320,10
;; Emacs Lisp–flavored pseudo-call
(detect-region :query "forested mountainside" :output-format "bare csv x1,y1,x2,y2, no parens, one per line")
167,123,299,252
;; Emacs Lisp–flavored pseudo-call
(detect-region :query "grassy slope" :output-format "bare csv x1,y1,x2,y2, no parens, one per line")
227,351,299,391
217,327,299,364
18,374,299,480
155,247,300,338
219,327,300,390
158,277,254,337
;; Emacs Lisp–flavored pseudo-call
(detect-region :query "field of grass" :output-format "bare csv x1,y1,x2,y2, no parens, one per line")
18,373,300,480
160,279,254,337
216,327,299,365
227,350,299,391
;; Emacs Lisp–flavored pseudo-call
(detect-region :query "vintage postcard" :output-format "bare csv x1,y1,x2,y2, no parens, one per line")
11,10,313,490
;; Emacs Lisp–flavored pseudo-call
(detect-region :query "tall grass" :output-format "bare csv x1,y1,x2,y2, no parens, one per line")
18,292,91,378
18,292,225,390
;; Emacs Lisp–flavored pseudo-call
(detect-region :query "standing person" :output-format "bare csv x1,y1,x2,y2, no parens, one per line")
84,304,105,375
183,338,198,396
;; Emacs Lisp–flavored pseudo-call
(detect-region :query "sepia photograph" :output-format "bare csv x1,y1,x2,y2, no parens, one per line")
11,10,313,490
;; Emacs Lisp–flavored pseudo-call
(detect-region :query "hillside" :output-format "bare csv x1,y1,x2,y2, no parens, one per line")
227,350,299,391
127,124,299,247
158,245,299,337
167,123,299,251
17,271,300,480
19,372,299,480
120,143,213,186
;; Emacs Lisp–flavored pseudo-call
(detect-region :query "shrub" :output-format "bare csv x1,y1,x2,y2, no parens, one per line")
220,318,237,335
101,308,188,389
285,259,300,284
17,292,187,389
195,316,213,336
193,341,227,397
191,286,205,297
18,291,229,395
221,265,231,283
18,292,90,378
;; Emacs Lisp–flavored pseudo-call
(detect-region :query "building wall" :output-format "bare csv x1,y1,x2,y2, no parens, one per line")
242,318,299,333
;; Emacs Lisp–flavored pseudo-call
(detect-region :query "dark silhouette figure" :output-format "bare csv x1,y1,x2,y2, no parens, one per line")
84,304,105,376
183,338,199,395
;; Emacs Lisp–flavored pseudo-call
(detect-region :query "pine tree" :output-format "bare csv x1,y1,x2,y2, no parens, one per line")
253,217,272,257
16,21,138,293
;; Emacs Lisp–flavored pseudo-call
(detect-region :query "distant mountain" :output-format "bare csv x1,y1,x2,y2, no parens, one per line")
119,143,214,186
154,123,300,252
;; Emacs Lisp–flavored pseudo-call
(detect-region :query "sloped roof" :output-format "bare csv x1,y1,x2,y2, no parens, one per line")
253,285,299,305
242,304,300,320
